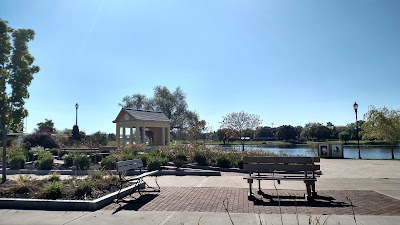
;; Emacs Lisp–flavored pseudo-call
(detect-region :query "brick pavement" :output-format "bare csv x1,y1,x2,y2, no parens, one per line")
102,187,400,215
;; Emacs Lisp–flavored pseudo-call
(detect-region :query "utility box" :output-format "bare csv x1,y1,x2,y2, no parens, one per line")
319,144,344,158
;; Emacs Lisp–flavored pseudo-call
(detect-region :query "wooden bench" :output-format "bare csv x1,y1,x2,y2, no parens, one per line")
243,156,320,201
115,159,160,201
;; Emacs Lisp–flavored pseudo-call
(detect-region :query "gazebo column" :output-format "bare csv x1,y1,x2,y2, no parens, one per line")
141,126,146,144
116,124,120,148
135,127,140,144
161,127,165,146
166,126,170,146
122,127,126,147
130,127,133,145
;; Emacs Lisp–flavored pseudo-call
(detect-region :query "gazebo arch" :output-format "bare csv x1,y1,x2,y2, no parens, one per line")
113,108,171,148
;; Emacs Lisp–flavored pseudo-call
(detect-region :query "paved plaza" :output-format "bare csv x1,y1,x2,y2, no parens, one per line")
1,158,400,224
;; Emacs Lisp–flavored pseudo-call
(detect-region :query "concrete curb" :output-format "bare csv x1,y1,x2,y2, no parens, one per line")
3,169,221,176
0,183,145,211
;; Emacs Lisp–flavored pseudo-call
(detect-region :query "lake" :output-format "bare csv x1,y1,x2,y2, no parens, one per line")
219,145,400,159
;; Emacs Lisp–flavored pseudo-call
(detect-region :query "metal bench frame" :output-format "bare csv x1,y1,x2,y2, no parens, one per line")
115,159,160,201
243,156,320,201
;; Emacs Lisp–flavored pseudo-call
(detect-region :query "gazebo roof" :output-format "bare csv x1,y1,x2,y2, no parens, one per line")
113,108,170,123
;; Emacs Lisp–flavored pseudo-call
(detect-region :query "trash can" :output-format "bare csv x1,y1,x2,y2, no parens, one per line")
319,144,344,158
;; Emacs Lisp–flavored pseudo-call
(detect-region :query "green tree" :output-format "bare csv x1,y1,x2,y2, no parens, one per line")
300,123,331,141
36,119,56,134
346,120,365,140
326,122,338,139
119,93,153,110
275,125,296,141
86,131,108,147
120,86,199,132
107,133,116,141
0,20,39,183
220,111,262,151
339,131,350,144
254,126,275,140
362,106,400,159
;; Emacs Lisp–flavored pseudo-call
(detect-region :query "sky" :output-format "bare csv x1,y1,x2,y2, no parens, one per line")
1,0,399,134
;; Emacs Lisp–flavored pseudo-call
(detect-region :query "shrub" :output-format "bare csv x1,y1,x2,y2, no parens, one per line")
89,170,103,180
140,154,148,167
48,172,61,182
194,152,207,166
24,132,58,149
100,156,115,170
62,154,74,168
37,151,54,170
9,151,26,169
27,151,38,162
175,153,187,162
75,180,93,198
147,155,167,171
217,155,231,168
237,160,244,169
90,153,103,163
173,158,184,169
120,153,136,161
73,154,91,170
49,148,60,156
43,181,64,199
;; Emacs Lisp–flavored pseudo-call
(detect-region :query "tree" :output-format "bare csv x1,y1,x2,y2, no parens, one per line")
187,116,207,143
120,86,199,133
86,131,108,147
275,125,296,141
254,126,277,141
300,123,332,141
326,122,338,139
36,119,56,134
362,106,400,159
119,94,153,110
339,131,350,144
346,120,365,140
107,133,116,141
220,111,262,151
0,20,40,183
216,128,235,145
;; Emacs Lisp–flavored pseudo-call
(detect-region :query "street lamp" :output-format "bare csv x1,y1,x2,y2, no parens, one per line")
75,103,79,126
353,102,361,159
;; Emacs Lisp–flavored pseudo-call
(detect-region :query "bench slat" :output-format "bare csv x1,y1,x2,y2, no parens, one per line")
243,163,320,172
116,159,143,172
126,171,158,180
243,156,320,164
245,177,318,181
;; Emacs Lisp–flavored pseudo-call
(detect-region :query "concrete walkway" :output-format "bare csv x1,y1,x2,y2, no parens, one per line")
1,158,400,224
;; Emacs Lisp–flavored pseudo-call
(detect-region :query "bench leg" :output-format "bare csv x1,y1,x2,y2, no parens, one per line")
304,181,316,201
247,179,255,200
311,181,317,197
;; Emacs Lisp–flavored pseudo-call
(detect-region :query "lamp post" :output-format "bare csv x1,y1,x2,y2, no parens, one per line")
353,102,361,159
75,103,79,126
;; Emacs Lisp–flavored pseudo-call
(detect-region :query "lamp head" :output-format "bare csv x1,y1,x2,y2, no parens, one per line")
75,103,79,109
353,102,358,112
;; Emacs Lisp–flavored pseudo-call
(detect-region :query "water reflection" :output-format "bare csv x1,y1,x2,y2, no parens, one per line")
218,145,400,159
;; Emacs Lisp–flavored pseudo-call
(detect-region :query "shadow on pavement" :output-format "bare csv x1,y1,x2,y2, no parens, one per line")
253,193,350,208
112,194,158,214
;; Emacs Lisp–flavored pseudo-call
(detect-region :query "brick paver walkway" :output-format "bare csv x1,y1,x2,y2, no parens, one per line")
102,187,400,215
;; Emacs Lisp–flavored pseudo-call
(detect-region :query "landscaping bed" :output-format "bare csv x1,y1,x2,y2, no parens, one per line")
0,172,126,201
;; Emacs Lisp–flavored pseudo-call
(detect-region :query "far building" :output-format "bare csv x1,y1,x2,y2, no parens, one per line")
113,108,171,148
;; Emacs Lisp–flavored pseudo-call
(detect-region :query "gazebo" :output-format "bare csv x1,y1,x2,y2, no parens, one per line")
113,108,171,148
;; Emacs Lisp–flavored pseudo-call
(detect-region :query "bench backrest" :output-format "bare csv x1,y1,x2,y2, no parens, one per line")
116,159,143,173
243,156,320,175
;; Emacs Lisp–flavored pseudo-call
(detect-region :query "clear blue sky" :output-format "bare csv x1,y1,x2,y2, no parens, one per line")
1,0,399,134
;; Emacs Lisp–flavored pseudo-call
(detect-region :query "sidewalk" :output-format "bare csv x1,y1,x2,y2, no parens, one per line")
1,158,400,225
